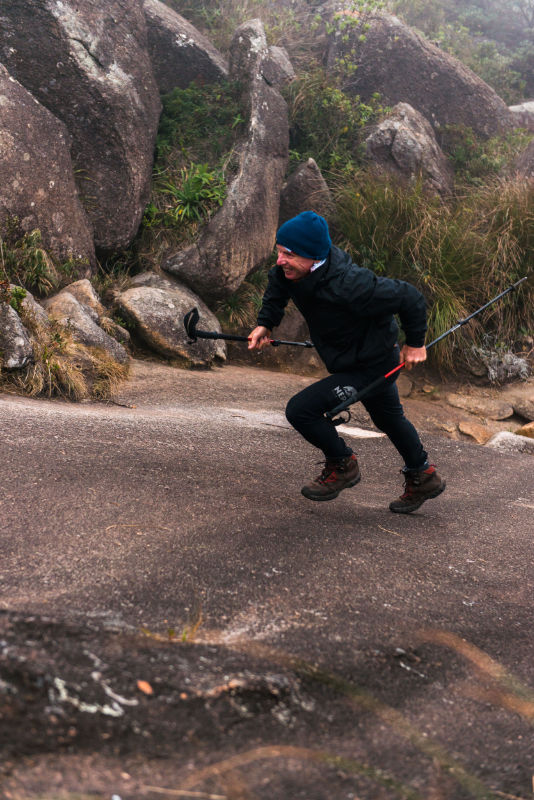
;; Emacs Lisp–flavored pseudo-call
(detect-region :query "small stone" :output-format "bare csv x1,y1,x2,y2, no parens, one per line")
515,421,534,439
486,431,534,454
458,420,492,444
512,398,534,421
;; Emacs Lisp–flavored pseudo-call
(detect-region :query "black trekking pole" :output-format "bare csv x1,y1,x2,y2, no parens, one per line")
184,307,314,348
326,276,530,425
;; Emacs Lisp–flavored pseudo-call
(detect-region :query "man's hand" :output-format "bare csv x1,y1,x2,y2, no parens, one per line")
399,344,427,370
248,326,272,350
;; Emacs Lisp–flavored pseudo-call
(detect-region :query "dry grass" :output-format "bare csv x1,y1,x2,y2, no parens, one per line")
0,316,129,402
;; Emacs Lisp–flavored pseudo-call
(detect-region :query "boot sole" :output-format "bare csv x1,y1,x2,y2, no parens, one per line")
389,481,446,514
301,475,361,501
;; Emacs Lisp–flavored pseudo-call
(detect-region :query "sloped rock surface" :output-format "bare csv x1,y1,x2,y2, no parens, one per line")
0,65,95,270
279,158,333,225
0,0,161,251
12,285,51,330
365,103,454,196
0,303,33,369
117,272,225,366
514,138,534,179
261,45,295,88
43,292,129,364
143,0,228,93
326,13,514,138
163,19,289,303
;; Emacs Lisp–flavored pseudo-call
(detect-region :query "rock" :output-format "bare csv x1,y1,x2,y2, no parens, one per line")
512,398,534,421
365,103,454,196
143,0,228,93
59,280,106,318
486,431,534,455
446,393,514,420
261,46,295,88
0,0,161,251
43,292,129,364
509,100,534,131
117,272,225,366
515,421,534,439
458,420,493,444
99,317,131,346
10,286,51,330
0,65,95,270
396,373,413,398
162,19,289,303
514,138,534,180
326,12,514,138
279,159,333,226
0,303,33,369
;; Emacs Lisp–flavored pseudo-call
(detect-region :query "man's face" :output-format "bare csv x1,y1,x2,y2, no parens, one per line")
276,245,315,281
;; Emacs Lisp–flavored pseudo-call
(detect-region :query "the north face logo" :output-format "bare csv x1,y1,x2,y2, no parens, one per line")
332,384,356,402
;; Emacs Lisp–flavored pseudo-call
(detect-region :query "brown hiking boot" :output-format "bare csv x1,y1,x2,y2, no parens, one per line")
301,454,361,501
389,465,446,513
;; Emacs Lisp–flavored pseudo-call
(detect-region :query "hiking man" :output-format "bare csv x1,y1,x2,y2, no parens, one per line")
248,211,445,513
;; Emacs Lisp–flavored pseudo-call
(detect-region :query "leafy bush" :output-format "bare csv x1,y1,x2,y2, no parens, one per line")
284,68,384,174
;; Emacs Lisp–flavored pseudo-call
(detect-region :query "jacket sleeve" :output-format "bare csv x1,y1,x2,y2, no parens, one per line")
339,268,428,347
257,266,291,330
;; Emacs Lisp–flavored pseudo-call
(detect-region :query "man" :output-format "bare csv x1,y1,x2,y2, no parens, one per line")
248,210,445,513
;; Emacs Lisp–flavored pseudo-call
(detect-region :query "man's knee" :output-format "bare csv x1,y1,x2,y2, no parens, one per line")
285,394,304,426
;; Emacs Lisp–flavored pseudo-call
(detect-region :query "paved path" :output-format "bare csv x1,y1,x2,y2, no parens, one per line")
1,361,533,799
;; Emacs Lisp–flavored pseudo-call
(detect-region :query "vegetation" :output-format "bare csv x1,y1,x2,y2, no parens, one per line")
0,225,84,297
390,0,534,102
119,79,248,276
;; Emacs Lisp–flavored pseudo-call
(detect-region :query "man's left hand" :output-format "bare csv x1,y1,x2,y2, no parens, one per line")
399,344,427,370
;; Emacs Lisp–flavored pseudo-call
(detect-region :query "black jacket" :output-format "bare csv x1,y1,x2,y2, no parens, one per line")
257,245,427,373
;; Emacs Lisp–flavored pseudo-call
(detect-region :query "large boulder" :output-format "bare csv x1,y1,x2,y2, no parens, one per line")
0,0,161,251
509,100,534,131
116,272,225,367
0,65,95,271
43,292,129,364
514,139,534,179
162,19,289,303
365,103,454,196
279,158,333,225
326,13,514,138
142,0,228,93
0,302,33,369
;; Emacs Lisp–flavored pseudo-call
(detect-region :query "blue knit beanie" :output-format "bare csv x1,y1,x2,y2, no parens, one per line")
276,211,332,260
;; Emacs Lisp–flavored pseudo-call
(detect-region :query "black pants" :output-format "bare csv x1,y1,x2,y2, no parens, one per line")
285,349,428,470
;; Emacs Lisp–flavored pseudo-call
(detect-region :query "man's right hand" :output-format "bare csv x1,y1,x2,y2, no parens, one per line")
248,326,272,350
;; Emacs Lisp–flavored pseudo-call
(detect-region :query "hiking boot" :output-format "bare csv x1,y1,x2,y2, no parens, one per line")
389,465,446,514
301,454,361,501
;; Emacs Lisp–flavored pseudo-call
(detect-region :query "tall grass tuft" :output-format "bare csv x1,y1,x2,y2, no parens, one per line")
333,172,534,370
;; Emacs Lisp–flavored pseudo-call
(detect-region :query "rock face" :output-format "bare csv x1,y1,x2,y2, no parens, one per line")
509,100,534,131
43,291,129,364
279,159,333,225
0,302,33,369
143,0,228,93
0,65,95,270
365,103,454,196
0,0,161,251
514,139,534,179
326,13,514,138
116,272,225,367
163,19,289,304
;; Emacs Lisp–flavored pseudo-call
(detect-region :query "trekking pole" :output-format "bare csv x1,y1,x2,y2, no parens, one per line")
184,307,314,348
326,276,530,425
